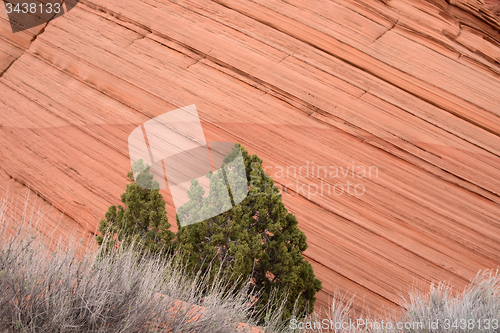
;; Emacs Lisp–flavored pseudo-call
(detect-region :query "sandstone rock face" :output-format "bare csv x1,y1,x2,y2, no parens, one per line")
485,0,500,17
1,0,499,316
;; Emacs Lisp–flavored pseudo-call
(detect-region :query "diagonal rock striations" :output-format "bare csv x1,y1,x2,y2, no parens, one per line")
1,0,499,317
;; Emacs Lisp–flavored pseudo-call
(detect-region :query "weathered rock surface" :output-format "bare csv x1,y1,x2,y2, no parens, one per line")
486,0,500,16
1,0,499,316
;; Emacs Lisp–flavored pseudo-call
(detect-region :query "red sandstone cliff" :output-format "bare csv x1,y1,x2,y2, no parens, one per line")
485,0,500,17
1,0,499,317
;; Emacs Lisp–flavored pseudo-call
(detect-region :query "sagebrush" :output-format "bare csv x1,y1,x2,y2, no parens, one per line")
0,194,279,332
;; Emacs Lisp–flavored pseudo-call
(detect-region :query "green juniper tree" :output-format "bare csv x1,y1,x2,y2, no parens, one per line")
96,159,175,257
176,144,322,321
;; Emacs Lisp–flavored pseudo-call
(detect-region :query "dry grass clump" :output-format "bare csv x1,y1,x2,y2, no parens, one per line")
0,195,273,332
380,270,500,333
281,272,500,333
1,194,498,332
